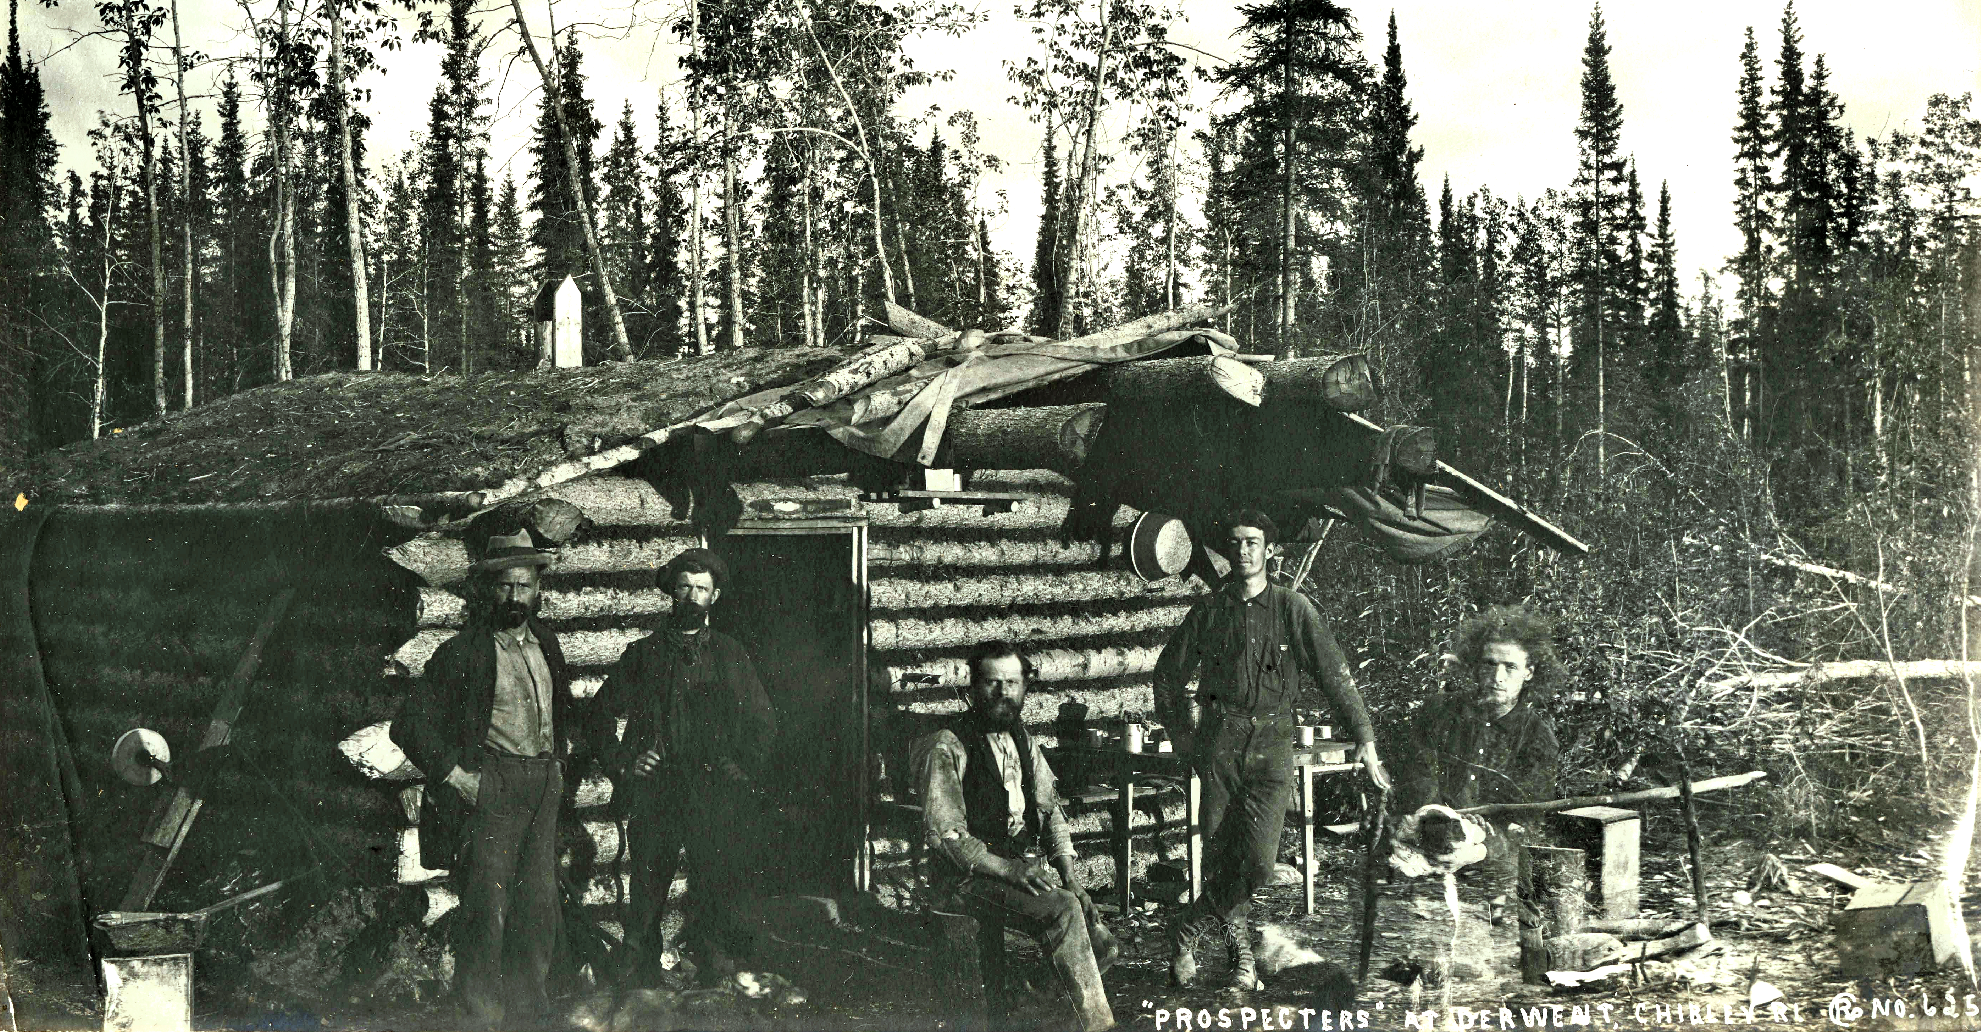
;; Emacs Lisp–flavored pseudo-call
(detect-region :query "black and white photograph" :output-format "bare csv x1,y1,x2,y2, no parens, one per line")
0,0,1976,1027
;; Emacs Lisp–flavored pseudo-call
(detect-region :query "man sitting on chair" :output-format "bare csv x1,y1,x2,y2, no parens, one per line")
910,641,1118,1032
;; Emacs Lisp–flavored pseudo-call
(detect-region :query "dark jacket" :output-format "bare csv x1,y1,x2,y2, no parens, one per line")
586,626,775,815
1398,697,1558,813
391,616,573,869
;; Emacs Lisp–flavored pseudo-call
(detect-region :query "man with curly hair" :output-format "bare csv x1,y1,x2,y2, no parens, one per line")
1399,604,1562,814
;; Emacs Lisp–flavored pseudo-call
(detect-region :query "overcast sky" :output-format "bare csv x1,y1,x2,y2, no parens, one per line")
21,0,1981,296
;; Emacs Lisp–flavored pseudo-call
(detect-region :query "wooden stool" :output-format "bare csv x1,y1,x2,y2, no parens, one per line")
1546,806,1640,919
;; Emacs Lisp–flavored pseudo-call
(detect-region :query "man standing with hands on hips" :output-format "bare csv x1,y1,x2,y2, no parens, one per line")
1153,510,1390,990
392,525,572,1030
587,547,776,987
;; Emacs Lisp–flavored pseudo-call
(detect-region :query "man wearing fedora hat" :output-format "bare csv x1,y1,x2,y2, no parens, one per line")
391,525,572,1030
587,546,776,987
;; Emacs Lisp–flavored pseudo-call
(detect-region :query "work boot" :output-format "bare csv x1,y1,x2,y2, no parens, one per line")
1165,900,1223,987
1222,909,1264,991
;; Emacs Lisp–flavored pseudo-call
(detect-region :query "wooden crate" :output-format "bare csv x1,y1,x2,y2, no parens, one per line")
1834,880,1970,978
1546,805,1640,920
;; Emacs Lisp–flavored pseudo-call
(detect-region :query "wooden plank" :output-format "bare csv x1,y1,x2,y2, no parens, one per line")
1808,863,1876,892
1602,923,1711,963
1519,846,1588,985
119,588,297,911
1299,761,1316,915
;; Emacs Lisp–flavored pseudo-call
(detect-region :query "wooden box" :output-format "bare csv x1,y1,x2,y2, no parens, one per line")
1546,805,1640,919
1834,880,1970,978
102,953,193,1032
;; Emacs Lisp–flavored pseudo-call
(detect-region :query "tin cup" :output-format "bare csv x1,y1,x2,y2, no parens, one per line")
1085,727,1107,749
1125,723,1145,754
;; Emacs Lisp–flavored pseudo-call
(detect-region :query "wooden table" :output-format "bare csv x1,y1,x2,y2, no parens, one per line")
1047,743,1361,916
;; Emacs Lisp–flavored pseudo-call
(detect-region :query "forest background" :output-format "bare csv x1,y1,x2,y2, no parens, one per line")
1,0,1979,851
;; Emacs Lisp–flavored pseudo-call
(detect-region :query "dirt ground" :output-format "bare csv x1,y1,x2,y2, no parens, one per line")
13,817,1981,1031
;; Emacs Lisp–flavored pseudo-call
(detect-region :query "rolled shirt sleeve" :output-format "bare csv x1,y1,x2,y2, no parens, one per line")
1152,602,1210,731
911,731,998,876
910,730,1077,873
1029,738,1077,861
1288,592,1376,745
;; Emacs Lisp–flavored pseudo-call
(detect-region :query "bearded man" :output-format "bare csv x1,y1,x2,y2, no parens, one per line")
587,548,776,986
910,640,1117,1032
392,528,572,1030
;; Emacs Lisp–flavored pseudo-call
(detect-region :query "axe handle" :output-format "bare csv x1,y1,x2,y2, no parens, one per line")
1357,786,1389,981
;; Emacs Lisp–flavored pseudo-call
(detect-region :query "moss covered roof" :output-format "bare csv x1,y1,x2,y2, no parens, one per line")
9,348,850,506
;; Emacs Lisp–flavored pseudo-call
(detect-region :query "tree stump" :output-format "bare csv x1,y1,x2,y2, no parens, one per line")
1518,845,1588,985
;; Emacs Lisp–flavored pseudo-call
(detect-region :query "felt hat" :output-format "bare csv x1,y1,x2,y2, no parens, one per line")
471,529,554,573
659,547,730,590
1127,512,1192,582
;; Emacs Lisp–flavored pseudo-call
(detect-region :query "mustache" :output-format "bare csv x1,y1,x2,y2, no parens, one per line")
493,599,533,628
670,599,709,623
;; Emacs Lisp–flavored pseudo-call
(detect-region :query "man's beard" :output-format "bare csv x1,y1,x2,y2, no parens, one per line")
494,600,533,630
669,599,709,629
981,697,1024,730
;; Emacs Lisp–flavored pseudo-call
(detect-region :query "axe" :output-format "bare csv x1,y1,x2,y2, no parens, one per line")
1356,786,1389,981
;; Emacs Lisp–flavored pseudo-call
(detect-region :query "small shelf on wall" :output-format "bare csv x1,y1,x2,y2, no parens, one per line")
858,489,1028,515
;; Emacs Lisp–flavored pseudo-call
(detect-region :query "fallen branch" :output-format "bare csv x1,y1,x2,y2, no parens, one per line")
1705,660,1981,694
1458,772,1767,818
1758,552,1981,607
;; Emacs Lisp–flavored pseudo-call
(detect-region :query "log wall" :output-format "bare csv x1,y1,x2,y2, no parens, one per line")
28,507,420,922
383,470,1205,914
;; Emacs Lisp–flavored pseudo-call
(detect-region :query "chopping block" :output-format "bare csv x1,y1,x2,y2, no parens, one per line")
1834,879,1972,978
101,953,192,1032
1545,806,1640,920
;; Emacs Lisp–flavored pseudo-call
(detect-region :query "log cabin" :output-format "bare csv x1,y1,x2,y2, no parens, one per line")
0,314,1579,1009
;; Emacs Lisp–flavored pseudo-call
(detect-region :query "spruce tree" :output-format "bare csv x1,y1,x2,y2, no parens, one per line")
1571,3,1629,482
1029,128,1062,335
1,0,63,455
490,175,532,366
1357,10,1432,374
599,100,648,334
210,74,256,392
528,34,603,336
647,96,688,354
1728,25,1773,440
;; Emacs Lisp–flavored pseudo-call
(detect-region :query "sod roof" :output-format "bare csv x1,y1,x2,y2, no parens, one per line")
8,348,850,506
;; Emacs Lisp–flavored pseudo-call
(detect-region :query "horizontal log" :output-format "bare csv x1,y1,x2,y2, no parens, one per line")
943,405,1105,475
890,683,1158,729
1263,354,1378,413
1460,772,1768,818
394,626,647,675
883,645,1167,689
871,569,1201,610
1706,660,1981,693
787,338,933,409
417,585,676,628
872,602,1190,652
1599,923,1711,963
1580,918,1694,938
1105,356,1263,408
868,537,1105,569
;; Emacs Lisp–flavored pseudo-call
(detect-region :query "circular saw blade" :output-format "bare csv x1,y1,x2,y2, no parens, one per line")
112,727,170,786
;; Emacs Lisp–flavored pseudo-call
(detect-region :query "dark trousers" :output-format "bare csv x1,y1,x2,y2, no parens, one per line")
1196,711,1295,921
455,752,563,1028
947,875,1115,1032
623,770,761,979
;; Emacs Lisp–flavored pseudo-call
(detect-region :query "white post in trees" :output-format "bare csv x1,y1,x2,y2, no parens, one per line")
553,275,583,367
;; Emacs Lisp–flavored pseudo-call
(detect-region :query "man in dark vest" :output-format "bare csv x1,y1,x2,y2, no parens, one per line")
392,527,572,1030
910,640,1117,1032
1153,510,1390,990
587,548,776,986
